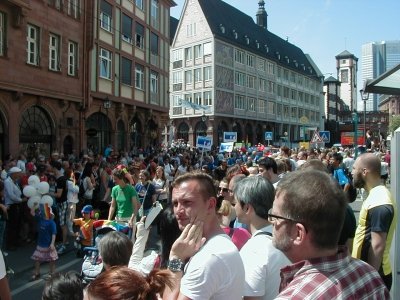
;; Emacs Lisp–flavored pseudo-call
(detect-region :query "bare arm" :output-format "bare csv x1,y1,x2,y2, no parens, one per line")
108,198,116,220
0,277,11,300
368,231,387,271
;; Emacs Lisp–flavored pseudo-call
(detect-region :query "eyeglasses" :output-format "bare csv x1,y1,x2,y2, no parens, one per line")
218,187,231,193
267,208,302,224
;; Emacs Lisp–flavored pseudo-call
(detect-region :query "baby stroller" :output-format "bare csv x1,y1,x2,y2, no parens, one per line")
80,219,131,284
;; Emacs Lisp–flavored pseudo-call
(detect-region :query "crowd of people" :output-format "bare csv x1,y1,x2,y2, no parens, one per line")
0,141,396,299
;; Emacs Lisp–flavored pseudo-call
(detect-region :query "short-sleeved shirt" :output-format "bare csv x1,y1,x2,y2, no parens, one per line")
37,218,57,248
73,218,94,246
55,175,68,203
111,184,138,218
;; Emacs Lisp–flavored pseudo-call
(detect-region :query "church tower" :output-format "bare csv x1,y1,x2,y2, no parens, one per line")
256,0,268,30
335,50,358,111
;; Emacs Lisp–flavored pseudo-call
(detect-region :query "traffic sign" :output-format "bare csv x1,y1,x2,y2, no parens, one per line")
310,131,323,143
223,132,237,142
319,131,330,143
265,131,273,140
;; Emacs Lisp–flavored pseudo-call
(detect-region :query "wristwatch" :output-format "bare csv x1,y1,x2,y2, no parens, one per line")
168,257,185,273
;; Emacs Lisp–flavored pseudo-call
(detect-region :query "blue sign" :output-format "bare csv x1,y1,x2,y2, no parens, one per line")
219,142,234,153
223,132,237,142
196,136,212,150
265,131,273,140
319,131,330,143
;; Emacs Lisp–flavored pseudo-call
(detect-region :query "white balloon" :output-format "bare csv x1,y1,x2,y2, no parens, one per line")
40,195,54,207
23,185,38,198
36,181,50,195
28,175,40,187
27,196,41,209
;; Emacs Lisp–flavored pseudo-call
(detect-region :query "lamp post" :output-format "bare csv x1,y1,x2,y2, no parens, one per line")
200,111,208,136
352,110,359,158
359,89,369,145
103,96,112,149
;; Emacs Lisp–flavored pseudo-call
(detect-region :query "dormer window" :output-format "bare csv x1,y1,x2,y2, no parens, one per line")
285,56,289,64
276,51,280,60
294,60,298,67
265,44,269,53
256,40,260,48
219,24,225,34
245,35,249,45
233,30,238,39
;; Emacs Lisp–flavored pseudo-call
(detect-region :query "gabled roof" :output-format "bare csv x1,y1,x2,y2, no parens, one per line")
365,63,400,95
197,0,319,78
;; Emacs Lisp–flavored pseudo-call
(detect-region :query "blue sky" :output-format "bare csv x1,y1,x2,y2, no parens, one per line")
171,0,400,102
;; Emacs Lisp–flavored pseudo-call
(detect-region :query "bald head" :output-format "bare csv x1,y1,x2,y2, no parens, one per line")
357,153,381,177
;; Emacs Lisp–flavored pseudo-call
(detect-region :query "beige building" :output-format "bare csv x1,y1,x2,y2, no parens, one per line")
169,0,324,148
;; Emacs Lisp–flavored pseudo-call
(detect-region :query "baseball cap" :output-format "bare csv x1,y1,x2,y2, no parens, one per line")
9,167,22,174
82,205,93,214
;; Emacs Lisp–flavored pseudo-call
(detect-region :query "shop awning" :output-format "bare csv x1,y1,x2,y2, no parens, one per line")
364,63,400,95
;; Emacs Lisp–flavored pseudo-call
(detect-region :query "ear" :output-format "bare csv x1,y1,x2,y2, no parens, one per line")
292,223,307,246
208,197,217,211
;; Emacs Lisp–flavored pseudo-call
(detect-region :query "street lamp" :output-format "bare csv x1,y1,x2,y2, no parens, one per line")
103,96,112,148
352,110,359,158
359,89,369,145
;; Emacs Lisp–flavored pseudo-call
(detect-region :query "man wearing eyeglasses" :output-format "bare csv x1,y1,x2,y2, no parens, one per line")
234,176,290,300
271,170,389,299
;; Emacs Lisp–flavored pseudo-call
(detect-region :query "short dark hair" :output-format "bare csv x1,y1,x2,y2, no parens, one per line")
50,160,62,171
258,157,277,174
275,170,346,249
99,231,133,267
42,271,84,300
234,176,274,219
171,171,217,200
332,152,343,163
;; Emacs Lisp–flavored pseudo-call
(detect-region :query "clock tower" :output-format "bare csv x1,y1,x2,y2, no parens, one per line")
335,50,358,111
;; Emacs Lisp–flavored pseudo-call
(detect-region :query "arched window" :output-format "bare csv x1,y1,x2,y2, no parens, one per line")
177,122,189,141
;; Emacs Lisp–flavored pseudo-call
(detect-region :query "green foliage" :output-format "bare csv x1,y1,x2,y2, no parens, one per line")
389,115,400,133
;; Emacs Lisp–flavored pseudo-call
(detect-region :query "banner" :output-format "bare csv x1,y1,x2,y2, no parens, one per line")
196,136,212,150
219,142,234,153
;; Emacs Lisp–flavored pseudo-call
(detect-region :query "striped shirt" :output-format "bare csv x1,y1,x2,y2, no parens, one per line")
276,247,389,300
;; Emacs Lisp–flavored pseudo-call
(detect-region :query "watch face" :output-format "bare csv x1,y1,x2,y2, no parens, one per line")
168,258,184,272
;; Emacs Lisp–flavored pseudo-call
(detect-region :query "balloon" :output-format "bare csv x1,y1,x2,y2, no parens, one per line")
27,195,41,209
36,181,50,195
28,175,40,187
23,185,38,198
40,195,54,207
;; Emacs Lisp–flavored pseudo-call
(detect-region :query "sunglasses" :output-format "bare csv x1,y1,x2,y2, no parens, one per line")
218,187,231,193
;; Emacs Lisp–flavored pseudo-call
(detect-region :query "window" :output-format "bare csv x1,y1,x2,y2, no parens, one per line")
100,0,112,32
186,23,196,37
185,47,192,61
283,87,289,99
172,49,183,62
135,64,144,89
27,24,40,65
277,104,282,117
235,72,245,86
259,79,266,92
194,68,202,82
235,94,245,109
121,57,132,85
204,91,212,106
246,54,254,67
122,14,132,43
67,0,80,18
135,0,143,10
0,12,5,56
234,49,244,64
247,75,255,89
267,101,275,114
49,33,60,71
150,0,159,28
291,107,297,118
194,92,202,105
185,70,192,84
194,44,202,59
185,93,192,103
99,48,112,79
268,81,275,93
258,59,266,72
248,97,256,111
68,41,78,76
204,66,212,81
172,71,182,84
150,32,159,55
341,69,349,83
203,42,212,56
150,71,158,93
135,22,144,49
259,99,265,113
49,0,62,10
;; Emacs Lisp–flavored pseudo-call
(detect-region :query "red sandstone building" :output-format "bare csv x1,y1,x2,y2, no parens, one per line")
0,0,175,159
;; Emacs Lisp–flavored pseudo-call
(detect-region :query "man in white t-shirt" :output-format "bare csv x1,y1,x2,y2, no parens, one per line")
234,176,290,300
163,172,244,300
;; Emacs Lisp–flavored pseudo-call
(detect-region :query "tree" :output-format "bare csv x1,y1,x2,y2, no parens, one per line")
389,115,400,133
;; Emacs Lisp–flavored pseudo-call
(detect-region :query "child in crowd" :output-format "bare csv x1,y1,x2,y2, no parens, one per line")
30,203,58,281
73,205,96,257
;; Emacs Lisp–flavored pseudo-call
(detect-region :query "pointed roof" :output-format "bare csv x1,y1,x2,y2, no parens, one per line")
170,16,179,44
324,76,340,84
335,50,358,60
197,0,319,77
